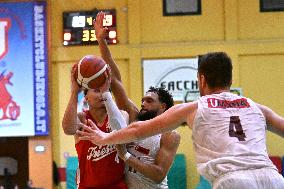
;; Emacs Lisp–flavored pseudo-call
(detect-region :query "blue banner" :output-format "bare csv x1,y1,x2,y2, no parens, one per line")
0,1,48,136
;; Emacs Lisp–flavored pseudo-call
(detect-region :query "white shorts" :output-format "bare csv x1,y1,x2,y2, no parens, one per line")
126,172,168,189
213,168,284,189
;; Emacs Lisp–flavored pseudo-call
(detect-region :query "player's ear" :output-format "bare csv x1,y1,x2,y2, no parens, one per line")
84,95,89,102
160,103,167,112
200,74,206,89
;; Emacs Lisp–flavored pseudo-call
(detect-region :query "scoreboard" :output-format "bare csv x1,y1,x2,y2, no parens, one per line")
63,9,117,46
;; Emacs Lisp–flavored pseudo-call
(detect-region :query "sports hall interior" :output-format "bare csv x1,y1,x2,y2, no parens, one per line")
1,0,284,189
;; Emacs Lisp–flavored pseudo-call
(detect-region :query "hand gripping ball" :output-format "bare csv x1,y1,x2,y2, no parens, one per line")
75,55,107,89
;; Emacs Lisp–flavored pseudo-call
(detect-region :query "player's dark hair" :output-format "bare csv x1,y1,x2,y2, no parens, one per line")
83,89,88,96
198,52,232,89
147,87,174,110
83,88,111,96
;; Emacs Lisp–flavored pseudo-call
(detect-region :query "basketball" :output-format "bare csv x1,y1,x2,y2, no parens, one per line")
75,55,107,89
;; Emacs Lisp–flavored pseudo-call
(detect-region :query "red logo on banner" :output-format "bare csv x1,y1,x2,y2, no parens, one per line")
0,71,20,120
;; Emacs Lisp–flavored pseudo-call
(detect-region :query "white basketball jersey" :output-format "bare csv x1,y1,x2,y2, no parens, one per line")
126,134,168,189
193,92,277,182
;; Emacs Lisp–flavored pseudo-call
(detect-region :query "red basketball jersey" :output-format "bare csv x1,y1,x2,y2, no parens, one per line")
75,111,127,189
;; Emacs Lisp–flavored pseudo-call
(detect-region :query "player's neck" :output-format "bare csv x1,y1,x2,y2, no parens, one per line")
89,108,107,126
208,87,230,95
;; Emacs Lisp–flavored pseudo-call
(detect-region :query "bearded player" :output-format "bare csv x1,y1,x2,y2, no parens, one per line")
91,12,181,189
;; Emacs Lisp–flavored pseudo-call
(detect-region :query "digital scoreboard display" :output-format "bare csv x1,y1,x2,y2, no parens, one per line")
63,9,117,46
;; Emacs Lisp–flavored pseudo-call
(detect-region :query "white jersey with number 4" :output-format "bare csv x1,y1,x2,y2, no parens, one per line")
192,92,277,182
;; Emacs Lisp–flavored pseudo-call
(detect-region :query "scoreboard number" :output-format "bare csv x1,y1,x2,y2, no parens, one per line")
63,9,117,46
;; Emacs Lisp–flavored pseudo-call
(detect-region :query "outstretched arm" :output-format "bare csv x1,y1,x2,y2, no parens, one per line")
94,12,139,122
77,102,197,145
94,12,138,122
94,11,121,82
62,64,81,135
257,104,284,137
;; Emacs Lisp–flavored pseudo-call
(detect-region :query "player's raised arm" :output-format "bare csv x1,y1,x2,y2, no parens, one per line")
94,12,121,82
94,11,139,122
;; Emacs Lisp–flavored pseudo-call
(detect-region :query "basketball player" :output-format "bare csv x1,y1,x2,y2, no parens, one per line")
77,52,284,189
92,12,181,189
62,57,128,189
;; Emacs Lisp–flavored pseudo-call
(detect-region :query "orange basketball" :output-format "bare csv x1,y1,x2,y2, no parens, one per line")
75,55,107,89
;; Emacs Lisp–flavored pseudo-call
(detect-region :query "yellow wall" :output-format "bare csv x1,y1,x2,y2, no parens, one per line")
239,55,284,155
50,0,284,188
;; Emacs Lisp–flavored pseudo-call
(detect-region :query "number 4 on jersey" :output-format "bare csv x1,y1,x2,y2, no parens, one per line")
229,116,246,141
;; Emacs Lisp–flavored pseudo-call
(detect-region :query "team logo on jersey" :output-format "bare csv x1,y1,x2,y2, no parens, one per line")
134,145,150,155
87,144,116,161
207,98,250,109
86,122,116,161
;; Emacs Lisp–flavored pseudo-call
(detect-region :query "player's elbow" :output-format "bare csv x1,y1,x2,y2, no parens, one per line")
152,168,167,184
153,176,167,184
64,129,76,135
62,122,76,135
63,127,76,135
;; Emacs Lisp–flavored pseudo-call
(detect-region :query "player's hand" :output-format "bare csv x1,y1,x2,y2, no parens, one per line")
76,119,108,146
116,144,127,159
94,11,108,41
71,63,81,94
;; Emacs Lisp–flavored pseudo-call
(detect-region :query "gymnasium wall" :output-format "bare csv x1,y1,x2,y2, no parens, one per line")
50,0,284,188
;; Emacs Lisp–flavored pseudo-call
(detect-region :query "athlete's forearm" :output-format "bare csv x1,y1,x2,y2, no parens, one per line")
124,156,167,183
102,91,127,130
103,104,191,145
267,124,284,138
97,38,122,81
257,103,284,137
102,124,140,145
62,92,79,135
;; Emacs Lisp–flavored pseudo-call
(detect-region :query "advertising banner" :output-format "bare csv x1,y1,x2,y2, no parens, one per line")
143,58,199,103
0,1,48,136
143,58,242,103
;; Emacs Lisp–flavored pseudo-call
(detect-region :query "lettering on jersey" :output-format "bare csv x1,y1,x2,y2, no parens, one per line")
134,145,150,155
0,19,11,59
207,98,250,109
87,144,116,161
86,122,116,161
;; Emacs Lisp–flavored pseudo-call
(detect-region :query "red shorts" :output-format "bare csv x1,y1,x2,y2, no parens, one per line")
78,179,128,189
